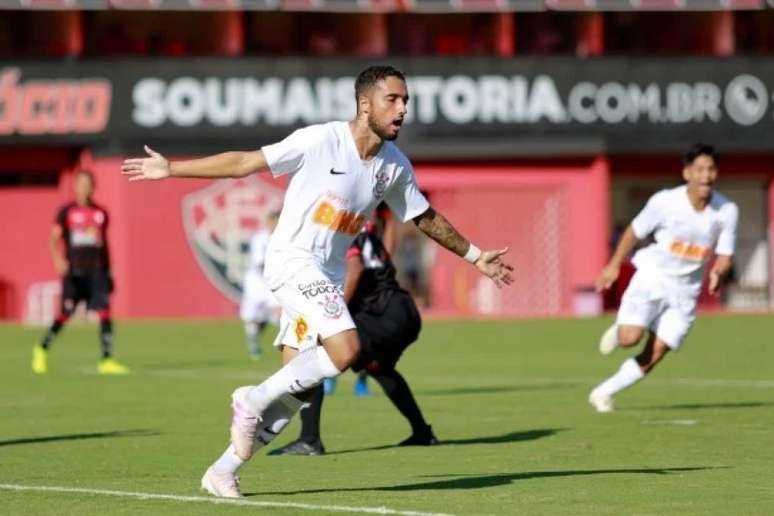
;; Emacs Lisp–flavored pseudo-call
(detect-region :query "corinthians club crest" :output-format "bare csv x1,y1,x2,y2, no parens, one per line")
182,176,284,302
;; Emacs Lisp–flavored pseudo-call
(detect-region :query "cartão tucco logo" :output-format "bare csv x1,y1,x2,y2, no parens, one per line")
181,176,284,301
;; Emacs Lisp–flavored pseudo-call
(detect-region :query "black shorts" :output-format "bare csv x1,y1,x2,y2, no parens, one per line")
351,291,421,372
61,270,111,312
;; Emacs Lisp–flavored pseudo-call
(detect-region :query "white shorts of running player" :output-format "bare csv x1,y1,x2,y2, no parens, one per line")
240,270,281,324
616,270,699,350
270,265,356,352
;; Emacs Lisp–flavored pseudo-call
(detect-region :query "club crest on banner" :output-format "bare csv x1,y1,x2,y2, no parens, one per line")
181,176,284,302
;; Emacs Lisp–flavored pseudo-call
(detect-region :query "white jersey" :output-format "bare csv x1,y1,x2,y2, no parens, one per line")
246,229,271,273
630,185,738,290
261,121,429,290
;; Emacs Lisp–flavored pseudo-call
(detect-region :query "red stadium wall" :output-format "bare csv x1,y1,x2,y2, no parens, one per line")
0,155,605,320
416,159,610,317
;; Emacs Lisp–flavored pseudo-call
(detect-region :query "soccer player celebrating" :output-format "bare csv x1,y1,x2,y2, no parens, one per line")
33,170,129,375
122,65,513,498
271,213,437,456
589,143,738,413
240,210,281,359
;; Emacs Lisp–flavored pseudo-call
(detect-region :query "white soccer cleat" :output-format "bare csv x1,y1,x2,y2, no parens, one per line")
598,324,619,355
201,466,242,498
230,386,261,461
588,389,615,413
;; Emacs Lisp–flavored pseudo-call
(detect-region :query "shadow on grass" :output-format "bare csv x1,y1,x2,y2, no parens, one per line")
0,429,159,447
246,466,724,496
652,401,774,411
275,428,566,457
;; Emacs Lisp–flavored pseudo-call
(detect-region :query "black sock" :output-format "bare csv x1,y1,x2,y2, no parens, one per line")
299,384,324,443
41,319,66,349
99,319,113,358
371,368,429,435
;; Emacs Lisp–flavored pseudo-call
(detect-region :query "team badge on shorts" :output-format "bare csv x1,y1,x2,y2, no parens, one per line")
373,171,389,199
319,295,344,319
295,316,309,344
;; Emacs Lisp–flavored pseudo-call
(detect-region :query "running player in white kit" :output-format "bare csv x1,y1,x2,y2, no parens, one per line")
589,143,738,413
122,66,514,497
240,211,281,359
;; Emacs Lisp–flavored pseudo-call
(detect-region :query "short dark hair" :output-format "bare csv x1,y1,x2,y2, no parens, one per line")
683,143,718,166
354,65,406,103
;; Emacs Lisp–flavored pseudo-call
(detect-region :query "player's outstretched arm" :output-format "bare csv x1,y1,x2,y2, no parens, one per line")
595,224,640,292
413,207,513,288
121,146,268,181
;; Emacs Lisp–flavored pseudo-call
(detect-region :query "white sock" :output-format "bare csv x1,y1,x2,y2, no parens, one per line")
212,444,244,475
594,358,645,397
211,394,307,475
246,345,340,414
254,393,307,452
244,322,259,355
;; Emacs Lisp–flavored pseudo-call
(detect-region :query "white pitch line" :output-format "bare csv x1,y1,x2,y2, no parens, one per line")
641,419,698,426
0,484,453,516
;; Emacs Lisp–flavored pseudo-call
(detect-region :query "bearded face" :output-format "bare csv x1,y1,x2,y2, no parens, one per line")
360,76,409,141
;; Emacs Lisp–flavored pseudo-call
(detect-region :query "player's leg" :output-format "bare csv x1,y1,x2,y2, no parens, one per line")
599,324,647,355
590,301,690,413
634,335,670,373
204,344,317,495
590,272,661,411
369,366,438,446
361,295,433,444
598,271,655,355
589,333,652,412
354,370,370,397
635,302,691,374
229,273,355,461
269,384,326,456
33,275,80,373
90,272,128,375
240,272,266,359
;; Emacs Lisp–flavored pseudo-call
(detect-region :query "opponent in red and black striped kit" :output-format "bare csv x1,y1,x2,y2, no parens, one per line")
272,215,438,455
33,170,129,375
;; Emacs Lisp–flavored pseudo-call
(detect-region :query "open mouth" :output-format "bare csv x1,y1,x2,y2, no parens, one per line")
391,118,404,129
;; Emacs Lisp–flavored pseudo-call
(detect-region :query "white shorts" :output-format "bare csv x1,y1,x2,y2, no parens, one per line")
616,270,698,349
270,265,356,351
240,270,280,324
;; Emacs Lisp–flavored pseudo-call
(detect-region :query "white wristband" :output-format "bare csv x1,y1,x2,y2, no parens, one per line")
464,243,482,264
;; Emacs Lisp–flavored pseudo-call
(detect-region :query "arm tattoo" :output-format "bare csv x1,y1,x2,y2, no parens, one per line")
414,207,469,257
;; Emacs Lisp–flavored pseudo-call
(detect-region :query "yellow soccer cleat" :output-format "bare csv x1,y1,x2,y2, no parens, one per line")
97,357,130,375
32,345,48,374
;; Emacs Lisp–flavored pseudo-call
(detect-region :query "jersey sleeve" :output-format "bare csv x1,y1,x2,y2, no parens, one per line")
715,202,739,256
383,162,430,223
261,127,314,178
630,191,666,239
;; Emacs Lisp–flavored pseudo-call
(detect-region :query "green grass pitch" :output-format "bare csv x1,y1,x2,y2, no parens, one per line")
1,315,773,515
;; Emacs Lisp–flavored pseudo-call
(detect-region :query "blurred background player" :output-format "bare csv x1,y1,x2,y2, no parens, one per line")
273,208,437,456
240,210,281,359
323,203,397,397
32,170,129,375
590,143,738,412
